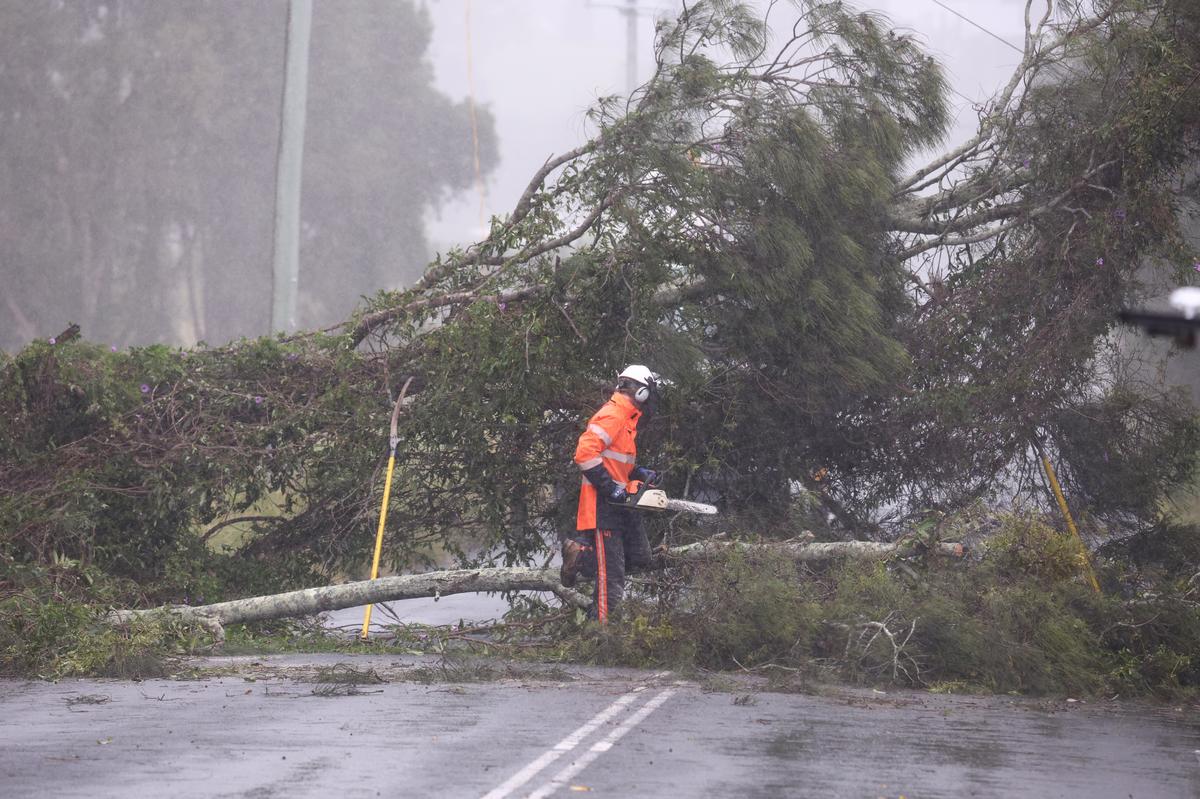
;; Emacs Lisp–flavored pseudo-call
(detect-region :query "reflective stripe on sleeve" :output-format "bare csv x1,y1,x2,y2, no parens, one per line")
578,457,603,470
601,449,635,464
587,424,613,445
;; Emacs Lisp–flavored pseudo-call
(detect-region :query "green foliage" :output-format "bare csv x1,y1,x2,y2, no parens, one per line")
828,0,1200,522
221,620,373,657
560,613,695,670
554,515,1199,697
1101,520,1200,581
0,333,378,592
985,514,1091,584
0,561,211,678
3,1,1200,686
1052,387,1200,521
683,552,822,668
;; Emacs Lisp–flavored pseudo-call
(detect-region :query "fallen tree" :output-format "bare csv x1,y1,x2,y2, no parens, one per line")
105,538,965,644
4,0,1199,630
41,516,1198,697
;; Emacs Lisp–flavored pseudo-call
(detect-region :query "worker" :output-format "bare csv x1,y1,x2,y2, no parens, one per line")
560,365,664,623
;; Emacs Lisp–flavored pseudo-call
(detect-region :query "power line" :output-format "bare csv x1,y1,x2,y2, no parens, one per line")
929,0,1023,54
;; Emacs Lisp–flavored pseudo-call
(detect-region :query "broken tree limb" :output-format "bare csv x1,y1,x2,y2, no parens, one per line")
665,539,966,562
106,566,591,643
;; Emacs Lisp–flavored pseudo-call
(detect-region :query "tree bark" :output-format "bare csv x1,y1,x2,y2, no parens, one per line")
665,539,965,562
105,540,965,642
106,566,588,644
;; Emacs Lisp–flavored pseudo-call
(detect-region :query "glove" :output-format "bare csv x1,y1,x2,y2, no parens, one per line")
583,463,627,503
632,466,662,487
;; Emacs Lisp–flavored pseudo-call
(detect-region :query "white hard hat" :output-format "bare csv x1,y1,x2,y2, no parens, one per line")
618,364,658,386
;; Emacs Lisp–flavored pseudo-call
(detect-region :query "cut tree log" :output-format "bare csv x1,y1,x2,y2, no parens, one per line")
105,539,965,643
666,539,966,562
106,566,589,646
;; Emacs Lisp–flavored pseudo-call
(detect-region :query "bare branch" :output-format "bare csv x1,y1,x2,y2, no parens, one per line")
897,2,1119,195
348,199,611,346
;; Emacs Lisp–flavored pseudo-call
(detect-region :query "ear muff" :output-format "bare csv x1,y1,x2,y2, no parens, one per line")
633,383,651,403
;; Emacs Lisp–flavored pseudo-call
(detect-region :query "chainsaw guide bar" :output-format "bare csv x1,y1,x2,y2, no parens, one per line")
617,483,718,515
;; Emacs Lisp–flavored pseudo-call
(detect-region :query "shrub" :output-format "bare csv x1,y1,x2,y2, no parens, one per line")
986,514,1092,585
680,553,822,669
0,560,210,678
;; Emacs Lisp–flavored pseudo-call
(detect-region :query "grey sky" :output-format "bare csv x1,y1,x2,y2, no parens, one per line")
420,0,1031,250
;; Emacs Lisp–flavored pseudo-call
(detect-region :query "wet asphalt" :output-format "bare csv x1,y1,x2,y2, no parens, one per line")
1,653,1198,798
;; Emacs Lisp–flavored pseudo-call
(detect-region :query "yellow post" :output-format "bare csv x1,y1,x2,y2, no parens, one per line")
360,377,412,640
360,450,397,638
1040,453,1101,594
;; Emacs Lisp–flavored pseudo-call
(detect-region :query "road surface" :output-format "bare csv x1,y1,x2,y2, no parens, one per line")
1,654,1197,798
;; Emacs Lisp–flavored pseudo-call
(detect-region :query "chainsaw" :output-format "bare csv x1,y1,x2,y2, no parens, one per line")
613,480,718,515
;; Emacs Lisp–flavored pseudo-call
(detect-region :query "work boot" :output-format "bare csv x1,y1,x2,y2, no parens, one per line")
560,539,584,587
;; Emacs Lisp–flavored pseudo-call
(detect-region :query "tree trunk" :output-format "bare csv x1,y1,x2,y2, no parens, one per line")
666,539,966,562
106,566,588,644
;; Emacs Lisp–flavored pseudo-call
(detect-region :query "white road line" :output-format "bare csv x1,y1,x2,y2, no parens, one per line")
524,687,677,799
480,687,649,799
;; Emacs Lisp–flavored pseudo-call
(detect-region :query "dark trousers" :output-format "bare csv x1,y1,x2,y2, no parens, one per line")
571,527,652,622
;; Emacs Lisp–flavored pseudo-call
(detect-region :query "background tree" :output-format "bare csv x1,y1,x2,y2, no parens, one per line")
0,0,496,351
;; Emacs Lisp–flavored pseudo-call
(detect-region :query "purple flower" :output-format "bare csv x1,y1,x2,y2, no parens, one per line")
140,384,151,394
1113,208,1126,220
110,345,118,353
48,337,56,345
1022,158,1031,168
498,302,508,311
254,396,264,405
1194,263,1200,274
1095,257,1104,266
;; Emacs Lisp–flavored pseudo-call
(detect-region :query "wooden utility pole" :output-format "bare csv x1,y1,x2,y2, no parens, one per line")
270,0,312,333
623,0,637,94
590,0,658,94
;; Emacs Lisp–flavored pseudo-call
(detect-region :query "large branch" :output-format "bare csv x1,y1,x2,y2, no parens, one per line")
106,566,590,644
892,163,1112,260
347,200,608,346
404,144,597,297
666,539,966,562
895,0,1049,195
885,201,1029,236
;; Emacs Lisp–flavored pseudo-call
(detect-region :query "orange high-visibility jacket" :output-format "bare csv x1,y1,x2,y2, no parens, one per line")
575,392,642,530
